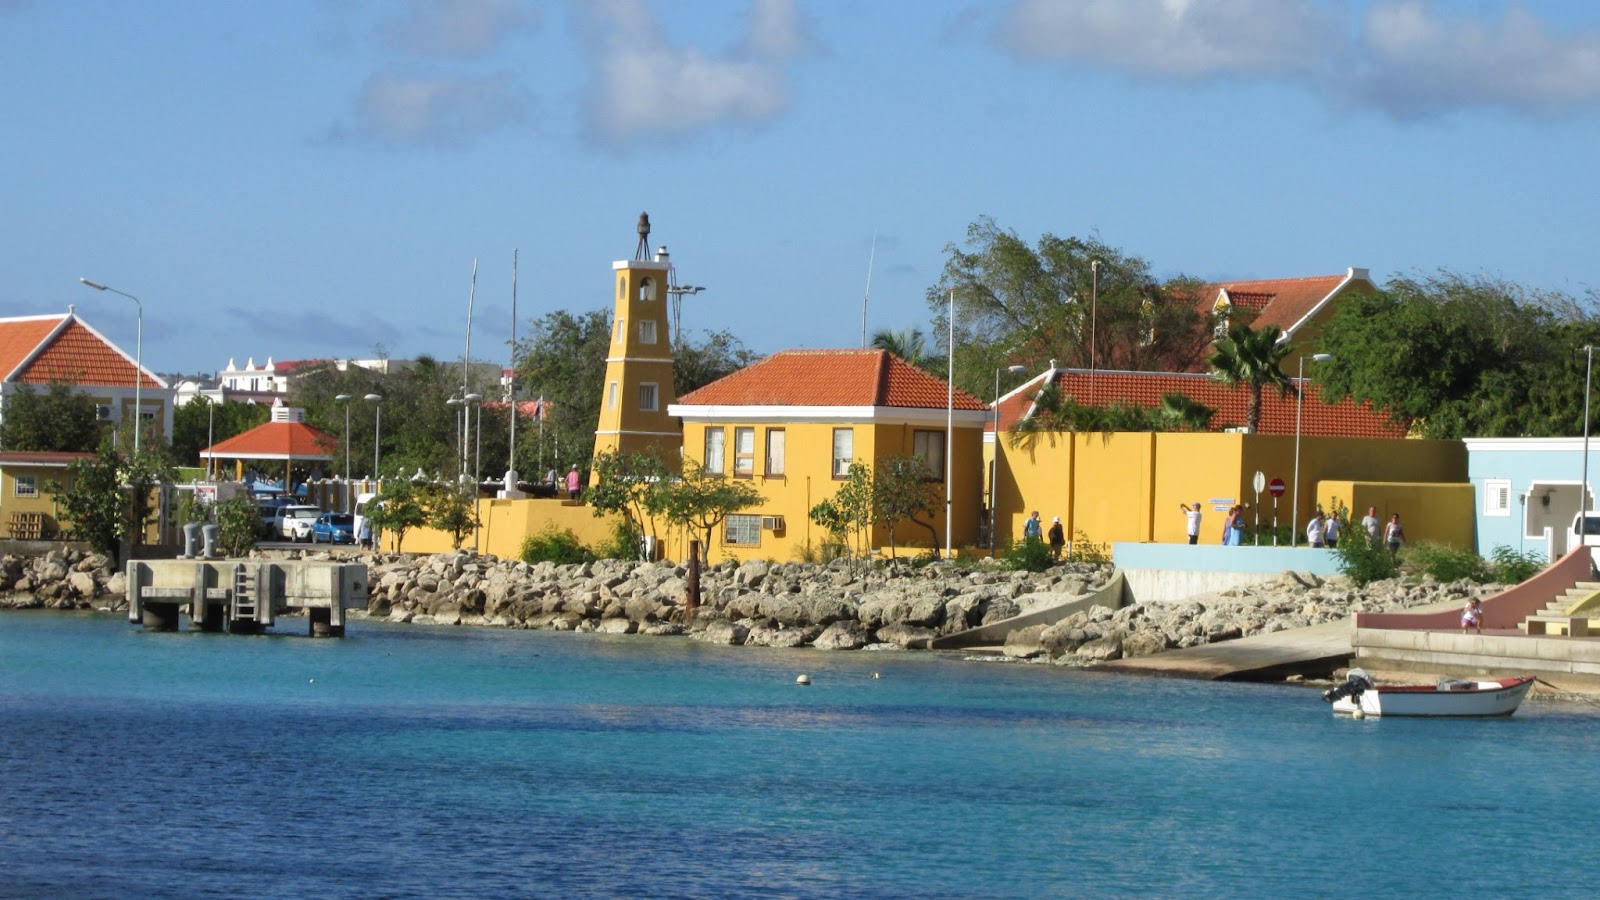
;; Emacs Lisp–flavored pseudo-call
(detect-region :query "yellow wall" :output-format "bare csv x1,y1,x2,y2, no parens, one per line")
396,497,624,556
1317,480,1475,549
997,431,1466,549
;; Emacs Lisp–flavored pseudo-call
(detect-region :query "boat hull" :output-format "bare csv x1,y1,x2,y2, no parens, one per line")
1330,676,1535,718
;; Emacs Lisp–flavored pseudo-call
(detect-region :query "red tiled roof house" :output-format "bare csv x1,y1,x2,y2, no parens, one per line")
670,349,989,561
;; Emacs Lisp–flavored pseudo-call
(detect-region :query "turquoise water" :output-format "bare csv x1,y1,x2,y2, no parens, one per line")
3,612,1599,899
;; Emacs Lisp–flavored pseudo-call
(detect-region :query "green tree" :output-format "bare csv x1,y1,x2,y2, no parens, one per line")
0,381,103,452
809,462,875,563
871,455,941,558
1316,272,1597,438
586,450,672,558
421,481,480,550
1209,323,1294,433
171,399,270,468
655,459,765,554
52,445,124,557
870,327,939,372
214,497,262,556
928,217,1215,401
675,328,761,395
514,309,612,479
366,476,430,552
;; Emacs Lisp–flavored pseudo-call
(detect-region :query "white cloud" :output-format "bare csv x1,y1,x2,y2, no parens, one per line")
378,0,537,59
996,0,1336,79
1348,0,1600,118
993,0,1600,119
346,70,534,146
579,0,812,144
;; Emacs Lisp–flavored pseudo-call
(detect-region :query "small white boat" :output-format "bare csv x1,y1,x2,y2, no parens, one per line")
1321,669,1535,718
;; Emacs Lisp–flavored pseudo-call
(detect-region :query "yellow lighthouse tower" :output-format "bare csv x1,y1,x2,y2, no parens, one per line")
591,212,680,469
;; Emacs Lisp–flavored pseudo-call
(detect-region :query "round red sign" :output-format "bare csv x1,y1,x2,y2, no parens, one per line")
1267,478,1286,497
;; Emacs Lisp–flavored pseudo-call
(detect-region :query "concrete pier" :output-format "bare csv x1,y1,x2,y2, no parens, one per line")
126,560,368,637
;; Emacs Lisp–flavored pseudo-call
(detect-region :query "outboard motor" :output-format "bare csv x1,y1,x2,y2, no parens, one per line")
1322,668,1374,704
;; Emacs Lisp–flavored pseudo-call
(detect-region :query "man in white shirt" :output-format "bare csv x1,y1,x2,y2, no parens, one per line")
1180,502,1202,545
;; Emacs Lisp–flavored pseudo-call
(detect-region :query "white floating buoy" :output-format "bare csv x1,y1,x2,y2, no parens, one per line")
309,678,315,684
1352,707,1365,720
870,672,880,679
796,674,810,686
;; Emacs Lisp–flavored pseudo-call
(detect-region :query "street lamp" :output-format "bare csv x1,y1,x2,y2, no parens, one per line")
205,392,217,479
1582,346,1595,536
447,395,466,481
1089,260,1100,375
667,283,705,346
465,392,483,489
79,278,143,461
991,364,1028,555
335,394,352,480
364,394,383,477
1292,353,1334,547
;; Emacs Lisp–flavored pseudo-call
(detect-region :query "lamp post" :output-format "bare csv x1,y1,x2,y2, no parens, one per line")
364,394,383,477
79,278,143,461
205,392,217,479
447,395,466,481
666,284,705,347
945,289,955,558
1089,259,1100,375
1292,353,1334,547
1582,346,1595,535
335,394,352,480
991,364,1028,555
465,393,483,488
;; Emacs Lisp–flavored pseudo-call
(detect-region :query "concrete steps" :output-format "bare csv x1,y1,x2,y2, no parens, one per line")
1520,581,1600,636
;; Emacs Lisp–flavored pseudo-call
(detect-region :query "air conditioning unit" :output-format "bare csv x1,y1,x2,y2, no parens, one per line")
761,515,786,532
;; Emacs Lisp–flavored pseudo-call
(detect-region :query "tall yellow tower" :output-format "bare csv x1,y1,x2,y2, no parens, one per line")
591,213,680,470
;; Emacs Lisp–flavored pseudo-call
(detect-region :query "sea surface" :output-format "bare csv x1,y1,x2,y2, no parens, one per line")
3,612,1599,899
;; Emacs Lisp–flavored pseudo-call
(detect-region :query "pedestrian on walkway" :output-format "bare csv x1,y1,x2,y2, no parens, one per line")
1024,511,1043,543
1384,513,1405,553
1180,502,1202,545
1047,516,1065,561
1306,511,1326,548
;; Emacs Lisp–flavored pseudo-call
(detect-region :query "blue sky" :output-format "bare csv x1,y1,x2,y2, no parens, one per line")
4,0,1599,377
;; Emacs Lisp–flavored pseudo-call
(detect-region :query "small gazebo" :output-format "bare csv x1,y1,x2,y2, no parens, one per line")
201,402,334,489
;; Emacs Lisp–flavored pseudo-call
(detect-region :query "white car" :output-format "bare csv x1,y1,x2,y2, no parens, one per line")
274,505,322,542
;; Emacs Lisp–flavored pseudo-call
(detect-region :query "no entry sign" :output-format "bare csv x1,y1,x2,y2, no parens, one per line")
1268,477,1286,497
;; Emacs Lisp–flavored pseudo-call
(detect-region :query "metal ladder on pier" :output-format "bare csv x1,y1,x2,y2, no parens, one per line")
232,565,258,623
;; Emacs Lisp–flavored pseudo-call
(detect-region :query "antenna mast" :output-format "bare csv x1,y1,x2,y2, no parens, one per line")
860,232,876,348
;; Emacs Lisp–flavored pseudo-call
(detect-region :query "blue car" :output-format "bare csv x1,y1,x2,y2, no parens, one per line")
310,513,355,545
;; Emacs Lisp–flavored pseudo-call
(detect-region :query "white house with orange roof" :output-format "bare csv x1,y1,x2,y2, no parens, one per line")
669,348,989,561
0,308,172,446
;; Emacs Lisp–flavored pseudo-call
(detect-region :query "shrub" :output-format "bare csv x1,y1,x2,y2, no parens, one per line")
1069,531,1111,566
520,526,594,565
1489,545,1544,584
215,497,261,557
1002,537,1054,572
595,520,639,561
1330,529,1400,586
1404,541,1489,583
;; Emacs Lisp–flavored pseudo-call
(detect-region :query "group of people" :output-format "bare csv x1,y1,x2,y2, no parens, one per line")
544,466,585,502
1176,501,1409,551
1023,511,1068,561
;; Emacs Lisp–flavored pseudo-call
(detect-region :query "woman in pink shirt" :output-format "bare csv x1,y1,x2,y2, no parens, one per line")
566,466,581,502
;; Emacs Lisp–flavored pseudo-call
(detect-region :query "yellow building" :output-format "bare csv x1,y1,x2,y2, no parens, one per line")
669,349,989,562
591,214,680,471
0,451,94,540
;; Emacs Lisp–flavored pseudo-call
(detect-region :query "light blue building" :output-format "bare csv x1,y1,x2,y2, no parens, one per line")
1465,437,1600,561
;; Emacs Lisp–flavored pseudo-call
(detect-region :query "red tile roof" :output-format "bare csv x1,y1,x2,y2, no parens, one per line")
0,313,163,388
1199,273,1357,334
678,349,987,410
201,420,337,461
994,368,1403,439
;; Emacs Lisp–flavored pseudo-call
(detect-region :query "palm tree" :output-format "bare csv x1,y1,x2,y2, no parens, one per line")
870,327,935,371
1209,323,1295,433
1156,392,1216,432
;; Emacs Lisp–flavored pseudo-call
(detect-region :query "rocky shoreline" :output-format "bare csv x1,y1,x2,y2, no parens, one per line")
1,547,1504,669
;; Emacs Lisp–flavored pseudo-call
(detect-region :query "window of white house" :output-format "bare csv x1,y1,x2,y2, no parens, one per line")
14,474,37,498
1483,478,1512,517
733,427,754,476
765,428,786,477
639,319,657,344
608,381,618,409
725,514,761,546
704,428,725,474
912,430,944,477
832,428,853,478
639,382,658,412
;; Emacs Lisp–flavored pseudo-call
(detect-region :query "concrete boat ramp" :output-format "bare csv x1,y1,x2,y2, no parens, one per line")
1094,619,1353,682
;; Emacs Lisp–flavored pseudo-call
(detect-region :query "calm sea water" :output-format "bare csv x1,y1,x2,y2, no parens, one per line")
2,612,1598,899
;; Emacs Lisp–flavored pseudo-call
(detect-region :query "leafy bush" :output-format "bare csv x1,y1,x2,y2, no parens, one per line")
1330,529,1400,586
1489,545,1544,584
520,526,594,565
594,519,639,561
1002,537,1054,572
215,497,261,558
1403,541,1489,583
1069,531,1111,565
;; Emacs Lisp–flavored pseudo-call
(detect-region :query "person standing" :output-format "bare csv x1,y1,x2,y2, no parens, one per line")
1306,511,1326,548
1323,512,1341,548
566,465,582,502
1047,516,1065,561
1361,507,1380,540
1024,511,1043,543
1231,504,1247,546
1220,505,1239,545
1384,513,1405,553
1180,502,1202,545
